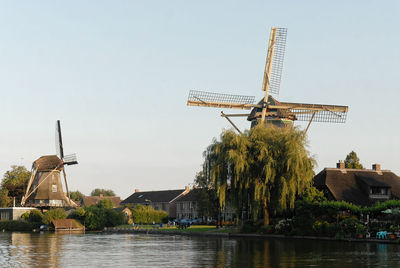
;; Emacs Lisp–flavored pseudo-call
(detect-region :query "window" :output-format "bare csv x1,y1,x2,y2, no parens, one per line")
52,185,57,193
370,187,388,195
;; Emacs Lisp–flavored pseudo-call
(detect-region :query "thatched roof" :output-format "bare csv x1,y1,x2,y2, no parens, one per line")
314,167,400,206
52,219,84,230
81,196,121,207
33,155,63,171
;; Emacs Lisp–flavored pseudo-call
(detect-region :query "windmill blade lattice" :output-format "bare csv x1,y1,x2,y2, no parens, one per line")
187,90,257,110
268,28,287,95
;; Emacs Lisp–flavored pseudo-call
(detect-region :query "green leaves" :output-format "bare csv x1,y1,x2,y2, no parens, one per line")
201,124,315,225
0,165,31,207
344,151,364,169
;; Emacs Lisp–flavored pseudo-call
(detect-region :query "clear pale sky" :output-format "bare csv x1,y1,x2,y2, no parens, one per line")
0,1,399,199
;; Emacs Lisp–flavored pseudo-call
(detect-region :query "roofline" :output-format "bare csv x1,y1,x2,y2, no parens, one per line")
324,168,392,173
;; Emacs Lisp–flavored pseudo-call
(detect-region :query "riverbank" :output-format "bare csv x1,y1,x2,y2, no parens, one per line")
103,226,400,245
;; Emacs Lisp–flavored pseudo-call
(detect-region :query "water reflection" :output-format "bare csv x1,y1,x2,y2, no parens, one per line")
1,233,400,267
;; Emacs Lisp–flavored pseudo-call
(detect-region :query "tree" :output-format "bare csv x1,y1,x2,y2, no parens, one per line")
0,166,31,207
42,208,67,225
194,172,219,222
97,198,114,209
70,190,84,201
344,151,364,169
90,188,116,196
203,124,315,226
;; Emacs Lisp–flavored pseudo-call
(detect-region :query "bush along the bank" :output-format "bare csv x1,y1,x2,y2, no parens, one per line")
240,195,400,238
68,204,126,230
131,204,168,224
0,220,38,232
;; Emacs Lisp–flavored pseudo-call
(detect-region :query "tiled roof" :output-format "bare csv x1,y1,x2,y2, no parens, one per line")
176,189,200,202
314,168,400,206
81,196,121,207
121,189,187,204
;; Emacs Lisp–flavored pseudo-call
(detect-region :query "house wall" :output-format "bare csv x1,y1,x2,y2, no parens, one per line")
176,201,198,219
0,207,37,221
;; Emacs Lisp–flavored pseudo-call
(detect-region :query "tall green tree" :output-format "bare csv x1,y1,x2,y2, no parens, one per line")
194,171,219,221
70,190,84,201
90,188,116,196
344,151,364,169
0,166,31,207
203,124,315,226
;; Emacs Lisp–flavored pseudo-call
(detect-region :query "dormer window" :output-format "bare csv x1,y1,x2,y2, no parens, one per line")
370,187,388,195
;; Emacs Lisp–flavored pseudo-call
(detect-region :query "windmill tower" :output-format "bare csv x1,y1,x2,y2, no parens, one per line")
187,27,349,134
21,120,78,208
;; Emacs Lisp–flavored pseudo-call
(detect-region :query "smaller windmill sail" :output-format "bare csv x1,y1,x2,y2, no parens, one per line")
56,120,78,165
187,90,258,110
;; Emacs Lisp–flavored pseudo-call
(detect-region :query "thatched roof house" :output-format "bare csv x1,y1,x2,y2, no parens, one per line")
313,162,400,206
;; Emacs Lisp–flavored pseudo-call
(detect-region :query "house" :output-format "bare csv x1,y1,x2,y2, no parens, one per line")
176,189,200,219
175,188,235,222
113,207,133,224
52,219,85,232
120,187,190,218
0,207,36,221
313,161,400,206
80,195,121,208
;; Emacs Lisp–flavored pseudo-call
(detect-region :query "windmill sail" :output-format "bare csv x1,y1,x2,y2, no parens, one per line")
262,27,287,95
56,120,64,160
187,90,257,110
270,101,348,123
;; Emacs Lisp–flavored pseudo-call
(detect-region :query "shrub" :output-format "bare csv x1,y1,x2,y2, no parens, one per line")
0,220,37,231
42,208,66,225
21,209,44,224
105,209,125,227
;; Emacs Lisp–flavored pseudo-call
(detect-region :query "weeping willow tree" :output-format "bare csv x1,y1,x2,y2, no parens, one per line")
202,124,315,225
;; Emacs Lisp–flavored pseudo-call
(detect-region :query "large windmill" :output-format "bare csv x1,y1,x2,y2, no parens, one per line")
21,120,78,208
187,27,348,134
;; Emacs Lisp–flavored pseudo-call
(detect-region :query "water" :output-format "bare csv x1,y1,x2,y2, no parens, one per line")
1,232,400,267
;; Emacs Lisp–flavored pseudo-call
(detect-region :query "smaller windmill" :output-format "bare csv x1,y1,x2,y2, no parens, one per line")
21,120,78,208
187,27,349,133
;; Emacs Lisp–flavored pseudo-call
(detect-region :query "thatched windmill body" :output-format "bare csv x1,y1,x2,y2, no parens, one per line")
187,27,349,133
21,121,78,208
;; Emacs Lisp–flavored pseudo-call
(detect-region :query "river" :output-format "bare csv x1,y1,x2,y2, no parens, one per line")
1,232,400,267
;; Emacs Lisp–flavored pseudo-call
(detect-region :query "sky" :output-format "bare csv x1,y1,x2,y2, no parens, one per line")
0,1,399,199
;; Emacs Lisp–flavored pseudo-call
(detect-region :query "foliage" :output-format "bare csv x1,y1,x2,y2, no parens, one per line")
0,166,31,207
68,206,126,230
97,198,114,209
344,151,364,169
301,187,326,204
0,220,38,232
69,191,84,201
105,209,125,227
90,188,116,197
84,206,107,230
42,208,67,225
21,209,44,223
201,124,315,225
131,204,168,224
194,172,219,220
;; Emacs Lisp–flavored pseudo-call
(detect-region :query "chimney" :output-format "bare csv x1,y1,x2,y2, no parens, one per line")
184,186,190,194
135,189,140,193
337,160,345,169
372,164,381,172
